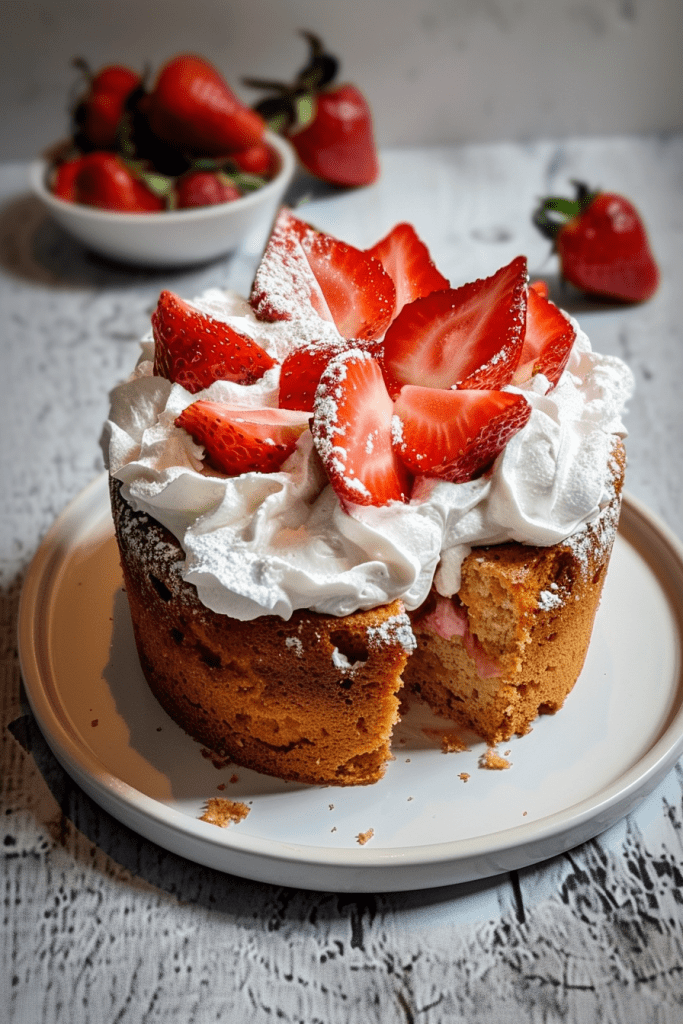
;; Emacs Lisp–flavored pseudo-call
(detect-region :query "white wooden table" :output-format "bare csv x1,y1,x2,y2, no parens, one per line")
2,133,683,1023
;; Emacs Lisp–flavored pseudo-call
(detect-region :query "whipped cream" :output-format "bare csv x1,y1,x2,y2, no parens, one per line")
103,288,634,621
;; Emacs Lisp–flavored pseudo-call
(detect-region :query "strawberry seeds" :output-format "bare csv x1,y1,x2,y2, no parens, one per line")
153,208,577,507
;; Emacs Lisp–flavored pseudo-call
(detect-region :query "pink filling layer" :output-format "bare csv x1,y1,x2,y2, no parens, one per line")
421,594,502,678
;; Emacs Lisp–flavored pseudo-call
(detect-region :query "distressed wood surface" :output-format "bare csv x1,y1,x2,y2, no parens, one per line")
2,136,683,1023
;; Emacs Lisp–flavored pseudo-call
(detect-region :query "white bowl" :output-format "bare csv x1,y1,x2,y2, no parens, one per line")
29,131,296,268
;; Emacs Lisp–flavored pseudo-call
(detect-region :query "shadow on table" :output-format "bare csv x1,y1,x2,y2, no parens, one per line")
7,694,505,918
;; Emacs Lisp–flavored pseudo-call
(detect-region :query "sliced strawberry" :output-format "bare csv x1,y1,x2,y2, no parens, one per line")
311,351,411,506
300,229,395,341
279,338,383,411
366,222,449,319
152,290,274,393
175,402,309,475
513,286,576,389
381,256,528,396
249,208,327,324
393,386,531,484
278,341,345,411
250,208,395,341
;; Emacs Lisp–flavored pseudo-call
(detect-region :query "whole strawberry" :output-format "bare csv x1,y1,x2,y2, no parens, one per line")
143,54,266,155
52,152,165,212
174,169,241,208
72,58,142,150
533,181,659,303
244,32,379,187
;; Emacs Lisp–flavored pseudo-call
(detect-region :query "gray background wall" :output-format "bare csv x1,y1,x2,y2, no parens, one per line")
4,0,683,161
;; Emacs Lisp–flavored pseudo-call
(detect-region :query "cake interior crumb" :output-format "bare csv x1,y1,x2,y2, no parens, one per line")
479,748,512,771
199,798,250,828
423,728,470,753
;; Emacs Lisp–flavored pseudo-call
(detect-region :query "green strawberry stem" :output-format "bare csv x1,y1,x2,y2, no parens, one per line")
243,31,339,135
532,180,598,241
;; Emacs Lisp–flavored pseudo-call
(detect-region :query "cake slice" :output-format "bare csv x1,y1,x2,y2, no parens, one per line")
111,479,414,786
404,440,625,744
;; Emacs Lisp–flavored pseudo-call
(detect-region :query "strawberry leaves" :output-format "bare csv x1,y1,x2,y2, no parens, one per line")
533,181,659,303
244,32,379,187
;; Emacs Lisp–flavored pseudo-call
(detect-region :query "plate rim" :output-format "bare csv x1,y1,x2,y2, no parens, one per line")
17,474,683,891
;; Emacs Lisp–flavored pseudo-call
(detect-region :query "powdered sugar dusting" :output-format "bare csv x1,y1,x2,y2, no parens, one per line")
538,583,565,611
367,611,417,653
105,242,633,621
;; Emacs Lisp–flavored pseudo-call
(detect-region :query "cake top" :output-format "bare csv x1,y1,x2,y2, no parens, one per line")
104,208,634,621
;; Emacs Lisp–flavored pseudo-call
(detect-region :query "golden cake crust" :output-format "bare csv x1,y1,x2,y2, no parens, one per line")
110,439,625,781
110,479,413,786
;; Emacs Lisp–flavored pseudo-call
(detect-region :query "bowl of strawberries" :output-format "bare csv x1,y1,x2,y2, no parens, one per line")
29,54,296,267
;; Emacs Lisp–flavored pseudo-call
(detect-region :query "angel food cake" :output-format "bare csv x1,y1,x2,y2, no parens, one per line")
104,208,633,786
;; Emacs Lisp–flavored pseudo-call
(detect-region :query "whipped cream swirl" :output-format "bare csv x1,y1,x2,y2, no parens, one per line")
103,289,634,621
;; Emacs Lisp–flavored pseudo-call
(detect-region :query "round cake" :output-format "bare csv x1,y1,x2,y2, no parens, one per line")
104,208,633,785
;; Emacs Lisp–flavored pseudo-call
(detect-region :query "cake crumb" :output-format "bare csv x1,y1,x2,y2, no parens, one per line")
459,772,470,782
217,783,226,791
331,827,337,832
423,728,469,753
229,774,239,784
357,828,374,846
201,748,232,770
479,748,512,771
91,719,98,728
329,804,335,810
199,798,250,828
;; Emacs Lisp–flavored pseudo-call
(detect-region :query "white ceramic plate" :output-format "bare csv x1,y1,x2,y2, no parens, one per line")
18,474,683,892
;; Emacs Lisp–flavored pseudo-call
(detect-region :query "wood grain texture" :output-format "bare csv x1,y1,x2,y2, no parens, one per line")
2,136,683,1023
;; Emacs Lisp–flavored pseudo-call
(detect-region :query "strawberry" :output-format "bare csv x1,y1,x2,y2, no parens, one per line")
229,143,275,176
245,32,379,187
311,351,411,506
301,227,395,341
72,59,142,150
175,402,309,475
278,341,346,411
381,256,528,395
288,83,379,187
152,290,274,392
250,207,327,323
57,152,165,212
533,181,659,303
366,222,449,319
51,158,81,202
250,208,395,341
513,285,576,389
174,169,241,208
392,387,531,484
144,54,266,155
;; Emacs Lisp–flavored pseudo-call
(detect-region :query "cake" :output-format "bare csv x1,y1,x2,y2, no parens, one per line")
103,208,633,785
